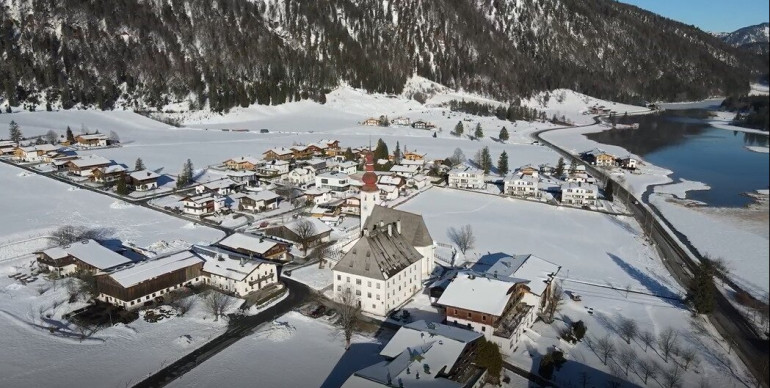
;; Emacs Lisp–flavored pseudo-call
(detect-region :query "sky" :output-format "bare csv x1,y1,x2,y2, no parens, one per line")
621,1,769,33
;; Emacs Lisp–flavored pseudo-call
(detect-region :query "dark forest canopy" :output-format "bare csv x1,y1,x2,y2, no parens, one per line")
0,0,764,113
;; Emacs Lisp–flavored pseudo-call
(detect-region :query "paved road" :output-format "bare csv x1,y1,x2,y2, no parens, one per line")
533,120,770,387
133,278,312,388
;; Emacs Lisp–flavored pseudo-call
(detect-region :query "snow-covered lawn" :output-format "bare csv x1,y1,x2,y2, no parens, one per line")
397,188,753,386
0,255,237,388
286,265,334,291
166,311,385,388
0,162,223,255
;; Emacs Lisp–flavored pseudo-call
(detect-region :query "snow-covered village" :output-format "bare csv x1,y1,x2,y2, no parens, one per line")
0,2,769,388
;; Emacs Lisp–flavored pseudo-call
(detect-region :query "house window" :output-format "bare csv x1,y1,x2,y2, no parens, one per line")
453,309,458,315
467,312,472,318
356,279,361,285
346,277,350,283
376,283,380,289
337,275,341,280
376,295,380,300
482,327,486,332
367,292,372,298
372,304,376,309
367,281,372,287
355,290,361,296
482,315,486,322
337,285,341,291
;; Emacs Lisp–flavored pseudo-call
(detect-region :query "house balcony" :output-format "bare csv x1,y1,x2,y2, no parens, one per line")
493,302,532,339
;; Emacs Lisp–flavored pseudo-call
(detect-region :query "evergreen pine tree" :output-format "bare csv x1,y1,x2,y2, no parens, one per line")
604,180,614,201
344,147,355,161
116,176,129,195
480,147,492,174
689,261,716,314
554,157,566,177
497,151,509,175
65,126,75,144
373,139,389,162
454,121,464,136
474,123,484,139
432,132,437,138
135,158,146,171
499,127,509,142
184,159,194,184
9,121,22,144
394,141,401,162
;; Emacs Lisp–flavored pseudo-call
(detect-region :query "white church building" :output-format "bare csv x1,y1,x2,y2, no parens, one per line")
332,152,436,317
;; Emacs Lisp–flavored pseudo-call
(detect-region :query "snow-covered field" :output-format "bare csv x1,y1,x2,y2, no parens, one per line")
399,188,752,387
286,265,334,291
0,254,237,388
0,163,223,254
167,311,385,388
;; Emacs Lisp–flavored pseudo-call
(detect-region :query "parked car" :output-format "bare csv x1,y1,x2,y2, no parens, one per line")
260,129,269,133
311,305,327,318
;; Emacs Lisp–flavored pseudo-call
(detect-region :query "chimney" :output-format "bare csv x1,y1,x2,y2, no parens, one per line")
240,257,245,267
396,220,401,234
379,220,384,229
387,223,392,237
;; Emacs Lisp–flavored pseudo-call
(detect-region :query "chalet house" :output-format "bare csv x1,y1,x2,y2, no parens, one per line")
379,185,399,200
284,166,315,186
14,144,59,162
341,195,361,215
0,140,16,155
582,149,616,167
256,160,290,178
448,166,486,189
75,133,110,148
195,179,239,196
37,240,133,276
538,163,555,175
129,170,161,191
342,320,485,388
316,172,351,196
362,117,380,126
310,199,343,218
238,190,281,213
225,170,258,187
66,155,113,177
305,143,327,155
377,174,406,190
181,193,225,215
42,149,78,164
402,151,425,161
331,161,358,175
300,158,328,173
333,205,435,317
321,139,340,150
304,188,332,205
262,147,294,161
411,120,429,129
95,251,205,309
619,156,638,170
504,172,540,198
390,117,411,126
224,156,263,171
195,245,278,297
217,233,290,263
389,164,419,178
407,174,429,189
517,164,539,176
560,182,598,207
91,165,127,185
290,145,313,160
267,217,332,250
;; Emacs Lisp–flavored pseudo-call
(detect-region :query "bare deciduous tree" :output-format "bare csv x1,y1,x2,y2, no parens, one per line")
53,225,114,246
640,330,655,352
658,327,679,363
169,291,196,316
661,365,683,388
447,224,475,255
617,317,638,344
450,147,465,165
293,219,316,255
544,281,564,324
679,347,697,371
636,358,658,384
74,321,102,342
618,346,636,376
596,335,616,365
45,130,58,145
109,130,120,143
337,287,361,350
202,291,236,321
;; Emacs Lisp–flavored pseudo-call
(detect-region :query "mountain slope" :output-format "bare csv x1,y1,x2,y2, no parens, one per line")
716,22,769,56
0,0,763,112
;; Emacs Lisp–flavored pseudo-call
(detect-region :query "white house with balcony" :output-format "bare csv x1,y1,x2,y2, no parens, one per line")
195,246,278,297
448,166,485,189
315,172,351,196
504,172,540,198
560,182,598,207
285,166,315,186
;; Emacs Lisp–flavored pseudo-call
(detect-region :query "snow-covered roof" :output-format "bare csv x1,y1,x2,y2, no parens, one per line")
195,245,274,281
437,273,518,316
349,320,479,388
77,133,109,140
226,156,262,165
290,167,312,176
33,144,59,152
218,233,283,256
226,170,257,177
333,230,423,280
379,185,398,193
378,175,403,186
183,193,217,204
107,251,203,288
63,239,133,270
505,172,538,183
129,170,159,181
243,190,280,202
471,253,560,296
389,165,419,173
399,159,424,166
96,165,127,174
561,182,598,191
318,172,349,180
264,147,293,156
41,247,70,260
68,155,112,168
448,166,483,175
336,161,357,168
304,188,330,196
284,217,332,236
200,179,236,190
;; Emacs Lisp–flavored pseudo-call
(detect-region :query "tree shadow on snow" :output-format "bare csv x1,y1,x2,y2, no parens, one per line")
607,253,682,307
319,341,386,388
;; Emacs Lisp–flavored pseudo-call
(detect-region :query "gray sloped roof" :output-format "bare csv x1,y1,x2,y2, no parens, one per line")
333,231,423,280
364,205,433,248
